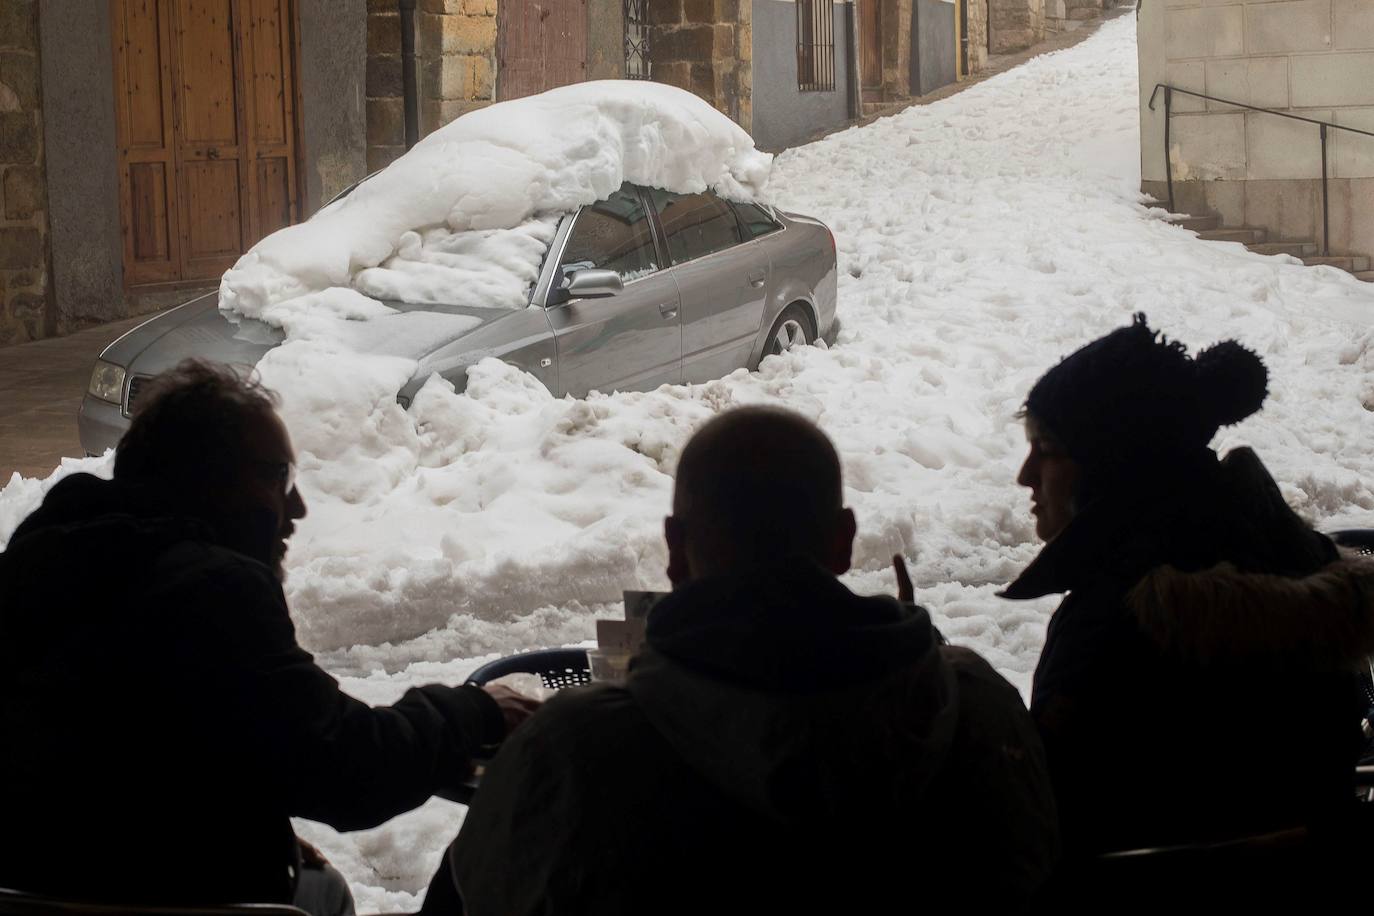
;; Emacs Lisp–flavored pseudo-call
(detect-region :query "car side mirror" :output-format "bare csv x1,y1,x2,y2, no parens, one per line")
553,269,623,304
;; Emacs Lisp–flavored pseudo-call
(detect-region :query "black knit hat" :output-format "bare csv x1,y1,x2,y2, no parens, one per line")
1025,313,1268,496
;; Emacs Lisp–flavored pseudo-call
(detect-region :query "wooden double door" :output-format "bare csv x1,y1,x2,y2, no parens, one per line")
496,0,587,102
112,0,301,287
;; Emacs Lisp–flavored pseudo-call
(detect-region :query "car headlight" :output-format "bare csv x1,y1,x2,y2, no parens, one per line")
87,360,126,404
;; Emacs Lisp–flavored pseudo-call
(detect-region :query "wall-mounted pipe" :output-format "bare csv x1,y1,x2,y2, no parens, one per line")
399,0,419,149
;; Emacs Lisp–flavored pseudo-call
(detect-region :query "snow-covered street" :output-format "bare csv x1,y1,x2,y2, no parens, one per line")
2,13,1372,909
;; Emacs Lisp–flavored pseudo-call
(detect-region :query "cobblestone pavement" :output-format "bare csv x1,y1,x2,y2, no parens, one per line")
0,314,151,480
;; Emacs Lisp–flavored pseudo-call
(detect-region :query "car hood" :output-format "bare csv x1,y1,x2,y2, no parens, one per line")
102,293,518,378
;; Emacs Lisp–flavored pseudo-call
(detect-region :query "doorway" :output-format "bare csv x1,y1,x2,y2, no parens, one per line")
111,0,301,288
860,0,883,90
496,0,588,102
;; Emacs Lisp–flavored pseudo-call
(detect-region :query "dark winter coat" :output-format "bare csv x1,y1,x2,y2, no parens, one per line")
1002,448,1374,856
0,473,504,904
446,560,1059,915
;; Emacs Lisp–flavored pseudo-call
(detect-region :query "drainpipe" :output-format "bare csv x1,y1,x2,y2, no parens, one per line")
399,0,419,149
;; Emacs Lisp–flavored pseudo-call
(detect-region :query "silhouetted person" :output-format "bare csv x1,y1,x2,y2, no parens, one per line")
0,360,535,912
424,406,1059,915
1002,314,1374,863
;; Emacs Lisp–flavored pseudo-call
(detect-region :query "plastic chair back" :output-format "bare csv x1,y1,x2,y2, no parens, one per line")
464,648,591,689
0,888,307,916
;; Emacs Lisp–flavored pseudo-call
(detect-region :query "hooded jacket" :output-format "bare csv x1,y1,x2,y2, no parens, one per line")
0,473,504,904
1002,448,1374,856
449,561,1058,915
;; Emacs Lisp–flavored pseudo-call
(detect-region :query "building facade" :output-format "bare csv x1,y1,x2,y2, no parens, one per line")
1138,0,1374,259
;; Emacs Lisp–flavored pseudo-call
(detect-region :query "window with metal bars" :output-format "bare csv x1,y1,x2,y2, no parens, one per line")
625,0,650,79
797,0,836,92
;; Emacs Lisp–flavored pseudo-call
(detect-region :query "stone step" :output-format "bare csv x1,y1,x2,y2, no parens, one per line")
1249,241,1319,258
1198,227,1268,244
1302,255,1372,273
1353,271,1374,282
1169,215,1220,232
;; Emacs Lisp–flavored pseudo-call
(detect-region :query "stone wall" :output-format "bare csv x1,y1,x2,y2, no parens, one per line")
880,0,914,99
370,1,623,163
366,0,407,172
649,0,753,131
1139,0,1374,256
419,0,497,133
0,0,49,345
989,0,1044,54
966,0,989,74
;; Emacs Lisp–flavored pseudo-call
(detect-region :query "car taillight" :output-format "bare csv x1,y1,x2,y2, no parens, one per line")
825,225,835,255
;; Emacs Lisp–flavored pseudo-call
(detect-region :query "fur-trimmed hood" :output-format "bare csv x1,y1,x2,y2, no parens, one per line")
1128,551,1374,671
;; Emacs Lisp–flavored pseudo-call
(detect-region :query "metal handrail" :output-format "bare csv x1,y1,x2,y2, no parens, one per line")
1148,83,1374,256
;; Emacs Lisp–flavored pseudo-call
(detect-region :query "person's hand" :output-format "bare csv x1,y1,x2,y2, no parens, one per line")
482,683,542,736
893,554,914,604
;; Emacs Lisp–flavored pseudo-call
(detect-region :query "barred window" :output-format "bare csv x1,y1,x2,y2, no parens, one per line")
625,0,650,80
797,0,836,92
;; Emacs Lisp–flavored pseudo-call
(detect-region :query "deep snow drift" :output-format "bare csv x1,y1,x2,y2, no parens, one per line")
2,14,1372,910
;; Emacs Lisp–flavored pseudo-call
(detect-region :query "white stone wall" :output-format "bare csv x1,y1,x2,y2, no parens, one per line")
1138,0,1374,254
1141,0,1374,184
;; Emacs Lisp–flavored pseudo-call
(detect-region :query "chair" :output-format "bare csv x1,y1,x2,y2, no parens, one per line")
1330,528,1374,555
464,647,591,689
0,888,307,916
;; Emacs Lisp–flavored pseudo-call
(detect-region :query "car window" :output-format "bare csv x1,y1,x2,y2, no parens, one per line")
731,201,781,240
559,184,660,284
648,189,743,265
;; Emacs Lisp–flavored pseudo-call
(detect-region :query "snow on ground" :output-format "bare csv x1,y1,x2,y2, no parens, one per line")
2,13,1373,909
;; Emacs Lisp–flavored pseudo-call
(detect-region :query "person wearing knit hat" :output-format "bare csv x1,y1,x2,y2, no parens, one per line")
1001,314,1374,895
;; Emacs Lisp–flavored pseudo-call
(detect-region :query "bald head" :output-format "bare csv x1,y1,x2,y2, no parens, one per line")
666,407,855,583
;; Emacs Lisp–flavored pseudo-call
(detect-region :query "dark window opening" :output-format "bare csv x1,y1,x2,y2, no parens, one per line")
797,0,836,92
625,0,650,80
648,190,744,265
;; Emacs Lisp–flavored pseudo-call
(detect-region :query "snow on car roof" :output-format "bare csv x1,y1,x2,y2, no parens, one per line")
220,80,772,321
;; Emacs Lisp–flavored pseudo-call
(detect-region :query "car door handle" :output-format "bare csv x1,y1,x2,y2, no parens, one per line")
747,270,766,288
658,302,679,319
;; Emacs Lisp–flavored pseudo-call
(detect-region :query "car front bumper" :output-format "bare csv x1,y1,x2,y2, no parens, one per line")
78,394,128,457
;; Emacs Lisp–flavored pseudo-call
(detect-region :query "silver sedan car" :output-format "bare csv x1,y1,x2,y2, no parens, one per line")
79,182,839,456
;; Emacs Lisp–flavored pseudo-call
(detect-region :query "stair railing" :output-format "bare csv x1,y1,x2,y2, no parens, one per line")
1148,83,1374,256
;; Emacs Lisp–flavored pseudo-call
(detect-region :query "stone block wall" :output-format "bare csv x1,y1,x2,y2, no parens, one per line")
0,0,50,345
966,0,990,74
1139,0,1374,255
366,0,407,172
989,0,1044,55
419,0,497,133
649,0,753,131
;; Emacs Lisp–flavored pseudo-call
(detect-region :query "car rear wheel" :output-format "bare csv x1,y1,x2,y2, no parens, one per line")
757,305,815,369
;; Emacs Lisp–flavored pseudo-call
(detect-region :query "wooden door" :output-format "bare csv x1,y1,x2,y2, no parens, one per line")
112,0,300,287
860,0,882,89
497,0,587,102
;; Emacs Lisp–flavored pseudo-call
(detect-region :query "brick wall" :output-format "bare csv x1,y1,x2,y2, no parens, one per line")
649,0,753,131
0,0,50,346
1140,0,1374,255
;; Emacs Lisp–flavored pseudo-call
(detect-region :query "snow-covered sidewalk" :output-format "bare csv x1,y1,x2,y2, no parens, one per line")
2,13,1372,910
